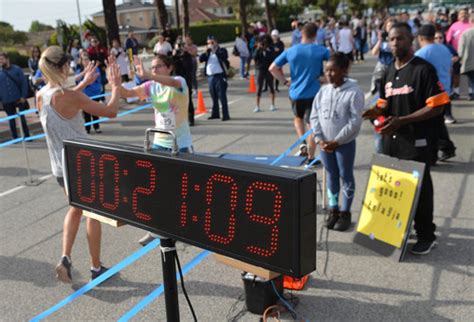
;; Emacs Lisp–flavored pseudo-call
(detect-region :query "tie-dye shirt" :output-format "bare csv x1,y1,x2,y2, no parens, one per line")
143,76,192,149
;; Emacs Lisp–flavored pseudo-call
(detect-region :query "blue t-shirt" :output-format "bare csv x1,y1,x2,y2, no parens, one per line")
316,27,326,45
75,66,102,97
415,43,452,95
274,43,330,100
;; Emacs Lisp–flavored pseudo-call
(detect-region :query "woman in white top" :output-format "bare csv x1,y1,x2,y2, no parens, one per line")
153,33,173,56
110,39,130,82
337,20,354,61
37,46,122,283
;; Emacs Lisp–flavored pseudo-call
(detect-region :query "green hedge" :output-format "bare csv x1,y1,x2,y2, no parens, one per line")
149,20,241,48
4,50,29,68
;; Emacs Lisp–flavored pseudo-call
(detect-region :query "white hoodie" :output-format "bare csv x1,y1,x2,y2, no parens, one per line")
310,79,365,145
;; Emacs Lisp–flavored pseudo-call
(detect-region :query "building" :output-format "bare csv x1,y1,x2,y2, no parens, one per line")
91,0,176,44
91,0,234,44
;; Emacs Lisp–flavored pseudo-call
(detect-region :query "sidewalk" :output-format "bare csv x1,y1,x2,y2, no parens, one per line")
0,32,288,143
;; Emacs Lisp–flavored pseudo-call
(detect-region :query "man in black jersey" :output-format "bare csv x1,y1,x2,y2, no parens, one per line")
363,23,449,255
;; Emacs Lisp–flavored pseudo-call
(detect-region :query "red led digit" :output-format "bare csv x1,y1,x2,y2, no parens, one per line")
98,154,120,210
132,160,156,221
180,172,189,227
76,149,96,203
204,174,238,245
245,181,282,257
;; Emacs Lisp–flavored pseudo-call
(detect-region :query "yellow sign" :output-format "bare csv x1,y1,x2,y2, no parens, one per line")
357,165,420,248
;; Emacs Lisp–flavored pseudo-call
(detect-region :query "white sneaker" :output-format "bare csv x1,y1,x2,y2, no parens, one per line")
253,106,261,113
269,105,276,111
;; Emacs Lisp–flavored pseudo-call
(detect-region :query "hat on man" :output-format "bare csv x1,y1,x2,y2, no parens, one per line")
207,35,215,41
271,29,279,37
418,24,436,37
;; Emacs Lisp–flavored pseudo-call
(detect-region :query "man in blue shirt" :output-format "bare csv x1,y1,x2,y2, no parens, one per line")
415,23,456,162
0,52,30,139
270,22,330,165
291,21,303,46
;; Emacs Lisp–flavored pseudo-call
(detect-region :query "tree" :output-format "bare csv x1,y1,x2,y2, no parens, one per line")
316,0,339,17
238,0,248,35
264,0,275,30
183,0,190,36
102,0,119,46
0,21,27,46
156,0,168,30
29,20,54,33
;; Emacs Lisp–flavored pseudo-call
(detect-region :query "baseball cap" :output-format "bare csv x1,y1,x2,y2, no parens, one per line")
271,29,279,37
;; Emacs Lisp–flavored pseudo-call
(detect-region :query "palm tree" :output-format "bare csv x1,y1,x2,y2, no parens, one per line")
183,0,190,36
156,0,168,30
102,0,119,46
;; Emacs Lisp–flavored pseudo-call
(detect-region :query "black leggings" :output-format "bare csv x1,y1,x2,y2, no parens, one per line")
257,69,274,96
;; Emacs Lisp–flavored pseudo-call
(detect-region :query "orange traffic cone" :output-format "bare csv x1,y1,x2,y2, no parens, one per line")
196,90,207,114
248,74,256,93
283,274,309,290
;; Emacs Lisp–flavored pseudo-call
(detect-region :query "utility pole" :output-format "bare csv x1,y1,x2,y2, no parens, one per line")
175,0,180,29
76,0,84,46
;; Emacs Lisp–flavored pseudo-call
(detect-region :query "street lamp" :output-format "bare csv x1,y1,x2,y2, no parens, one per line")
76,0,84,46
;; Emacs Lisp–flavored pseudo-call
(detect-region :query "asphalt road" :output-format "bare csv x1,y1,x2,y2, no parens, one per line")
1,55,473,321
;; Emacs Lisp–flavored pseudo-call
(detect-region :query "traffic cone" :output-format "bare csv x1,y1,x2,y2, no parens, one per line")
283,274,309,290
248,74,256,93
196,90,207,114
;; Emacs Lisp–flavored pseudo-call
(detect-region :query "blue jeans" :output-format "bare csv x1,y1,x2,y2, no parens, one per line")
466,71,474,99
152,144,193,153
207,73,229,119
374,132,383,154
320,140,356,212
239,56,248,78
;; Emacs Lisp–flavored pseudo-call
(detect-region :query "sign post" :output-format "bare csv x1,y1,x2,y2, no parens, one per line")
354,154,425,261
160,238,180,322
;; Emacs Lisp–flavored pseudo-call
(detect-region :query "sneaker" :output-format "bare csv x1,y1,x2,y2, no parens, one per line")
298,144,308,157
138,232,156,246
410,239,437,255
333,211,351,232
439,149,456,161
444,116,457,124
253,106,261,113
325,209,339,229
94,129,102,134
306,158,321,168
90,266,109,282
449,93,460,100
55,256,72,283
269,105,277,111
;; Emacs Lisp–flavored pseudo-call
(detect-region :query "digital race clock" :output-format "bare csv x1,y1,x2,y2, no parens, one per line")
64,138,316,277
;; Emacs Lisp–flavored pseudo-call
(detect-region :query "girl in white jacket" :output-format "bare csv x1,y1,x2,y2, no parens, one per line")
310,53,365,231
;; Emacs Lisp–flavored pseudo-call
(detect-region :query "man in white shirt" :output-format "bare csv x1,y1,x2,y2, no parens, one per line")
199,36,231,121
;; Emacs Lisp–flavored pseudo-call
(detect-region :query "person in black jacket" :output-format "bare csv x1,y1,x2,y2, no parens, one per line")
199,36,230,121
253,35,276,112
173,37,196,125
271,29,285,92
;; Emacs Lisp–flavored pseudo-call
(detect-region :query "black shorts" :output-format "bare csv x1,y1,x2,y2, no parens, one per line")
291,98,314,124
56,176,65,188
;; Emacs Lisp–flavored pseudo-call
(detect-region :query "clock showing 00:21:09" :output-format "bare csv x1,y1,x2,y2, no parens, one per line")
64,139,317,277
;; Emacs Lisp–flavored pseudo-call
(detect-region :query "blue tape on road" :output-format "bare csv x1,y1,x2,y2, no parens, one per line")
270,129,313,166
30,239,161,322
118,250,210,322
0,108,39,123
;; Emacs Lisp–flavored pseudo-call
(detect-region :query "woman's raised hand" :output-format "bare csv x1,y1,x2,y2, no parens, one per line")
82,60,99,85
106,60,122,88
133,55,150,80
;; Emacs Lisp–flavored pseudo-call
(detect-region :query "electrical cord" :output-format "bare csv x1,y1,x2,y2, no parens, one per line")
174,252,198,322
270,280,298,320
226,293,246,322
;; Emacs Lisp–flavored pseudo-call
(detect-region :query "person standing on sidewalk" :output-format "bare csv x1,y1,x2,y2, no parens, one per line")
253,35,276,113
310,53,365,231
199,36,231,121
37,46,122,282
269,22,330,165
0,52,31,139
446,8,471,99
363,23,449,255
415,24,456,162
234,33,250,79
458,15,474,101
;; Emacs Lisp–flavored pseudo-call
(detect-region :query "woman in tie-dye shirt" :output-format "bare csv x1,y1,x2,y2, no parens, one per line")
120,54,193,152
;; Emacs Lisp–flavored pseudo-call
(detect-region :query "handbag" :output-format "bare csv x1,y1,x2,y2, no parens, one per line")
232,45,240,57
